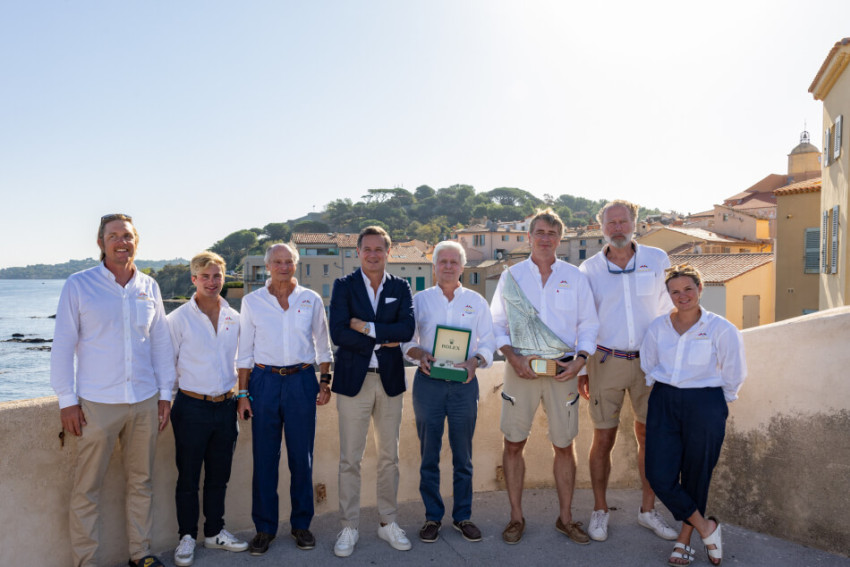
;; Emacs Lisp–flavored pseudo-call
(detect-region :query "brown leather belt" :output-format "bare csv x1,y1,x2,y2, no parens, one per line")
255,362,312,376
179,389,234,403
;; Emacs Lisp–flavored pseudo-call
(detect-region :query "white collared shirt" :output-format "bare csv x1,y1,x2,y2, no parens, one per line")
50,264,176,409
640,308,747,401
490,257,599,356
236,280,333,368
579,243,672,351
360,269,387,366
167,294,240,396
402,285,496,367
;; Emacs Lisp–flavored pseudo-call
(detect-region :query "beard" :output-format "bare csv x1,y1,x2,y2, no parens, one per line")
604,232,633,249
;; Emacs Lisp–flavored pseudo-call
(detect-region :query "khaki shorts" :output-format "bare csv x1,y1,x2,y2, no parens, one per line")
586,350,651,429
500,362,580,448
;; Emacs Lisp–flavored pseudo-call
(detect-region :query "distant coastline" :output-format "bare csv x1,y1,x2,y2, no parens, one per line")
0,258,189,280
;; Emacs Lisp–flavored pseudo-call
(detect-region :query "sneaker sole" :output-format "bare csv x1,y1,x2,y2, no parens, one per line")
205,543,249,552
378,534,412,551
174,558,193,567
589,531,608,542
334,546,355,557
452,524,482,542
638,519,678,541
419,534,440,543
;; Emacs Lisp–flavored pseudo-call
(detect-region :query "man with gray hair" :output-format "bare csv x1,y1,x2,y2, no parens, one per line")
578,200,677,543
236,243,333,556
403,240,496,544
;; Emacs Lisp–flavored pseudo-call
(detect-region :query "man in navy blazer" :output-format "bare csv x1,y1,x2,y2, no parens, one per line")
329,226,415,558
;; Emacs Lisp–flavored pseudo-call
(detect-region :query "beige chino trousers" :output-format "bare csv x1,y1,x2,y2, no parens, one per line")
70,395,159,567
337,372,404,528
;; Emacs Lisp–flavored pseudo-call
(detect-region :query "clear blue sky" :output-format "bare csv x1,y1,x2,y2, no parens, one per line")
1,0,847,268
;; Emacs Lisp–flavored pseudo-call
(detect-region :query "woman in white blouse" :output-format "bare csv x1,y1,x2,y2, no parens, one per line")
640,264,746,567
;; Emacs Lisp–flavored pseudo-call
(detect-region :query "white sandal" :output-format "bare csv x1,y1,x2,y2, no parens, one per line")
701,517,723,566
668,542,695,566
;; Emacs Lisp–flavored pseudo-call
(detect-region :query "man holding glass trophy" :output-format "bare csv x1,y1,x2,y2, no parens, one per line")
490,209,598,546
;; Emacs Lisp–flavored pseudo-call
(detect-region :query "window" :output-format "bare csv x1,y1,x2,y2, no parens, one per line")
502,235,510,242
415,276,425,291
804,227,820,274
305,264,311,276
322,284,330,298
471,272,480,285
473,234,486,246
405,277,412,286
580,239,586,246
517,235,525,242
579,249,586,260
822,210,829,273
834,115,843,162
345,250,352,258
832,205,839,274
323,264,329,276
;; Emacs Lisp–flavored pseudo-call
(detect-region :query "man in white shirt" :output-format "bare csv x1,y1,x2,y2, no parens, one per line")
328,226,415,557
167,251,248,566
577,200,677,543
403,240,496,544
236,243,333,556
490,209,598,546
51,214,176,567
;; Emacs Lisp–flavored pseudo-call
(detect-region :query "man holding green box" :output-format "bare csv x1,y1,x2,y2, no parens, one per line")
403,240,495,544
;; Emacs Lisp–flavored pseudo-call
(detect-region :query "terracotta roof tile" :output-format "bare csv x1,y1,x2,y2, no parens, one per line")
388,244,430,264
774,177,822,196
668,253,773,283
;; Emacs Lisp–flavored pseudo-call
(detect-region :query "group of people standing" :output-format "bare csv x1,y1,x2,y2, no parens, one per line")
51,201,745,567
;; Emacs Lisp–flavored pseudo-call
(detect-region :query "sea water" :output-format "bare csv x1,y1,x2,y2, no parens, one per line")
0,280,64,401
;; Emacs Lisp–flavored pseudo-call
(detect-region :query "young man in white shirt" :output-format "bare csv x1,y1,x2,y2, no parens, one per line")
236,243,333,556
490,209,598,546
51,214,176,567
168,251,248,566
577,200,677,543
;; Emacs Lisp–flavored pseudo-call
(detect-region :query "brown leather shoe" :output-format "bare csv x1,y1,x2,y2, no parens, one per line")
502,518,525,544
556,517,590,545
419,521,441,543
453,520,482,542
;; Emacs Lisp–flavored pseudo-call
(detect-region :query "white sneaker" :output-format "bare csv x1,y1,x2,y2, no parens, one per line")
377,521,412,551
204,528,249,552
588,509,609,542
174,535,195,566
334,526,359,557
638,508,678,540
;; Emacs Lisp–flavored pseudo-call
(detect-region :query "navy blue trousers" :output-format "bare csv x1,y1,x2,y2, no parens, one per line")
172,391,238,539
249,364,319,534
412,370,479,523
645,382,728,522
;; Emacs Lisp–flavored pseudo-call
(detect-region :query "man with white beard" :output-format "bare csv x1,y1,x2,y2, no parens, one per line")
577,201,678,544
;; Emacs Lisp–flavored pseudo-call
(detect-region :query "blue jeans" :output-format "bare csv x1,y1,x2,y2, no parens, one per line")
172,391,238,539
412,370,479,523
249,364,319,534
645,382,728,522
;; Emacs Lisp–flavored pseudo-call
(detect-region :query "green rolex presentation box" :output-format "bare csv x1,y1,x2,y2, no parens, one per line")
430,325,472,382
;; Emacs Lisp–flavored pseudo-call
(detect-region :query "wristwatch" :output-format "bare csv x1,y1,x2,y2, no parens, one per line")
362,322,371,335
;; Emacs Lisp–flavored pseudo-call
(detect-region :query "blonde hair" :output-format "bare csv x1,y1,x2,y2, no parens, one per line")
664,263,703,288
529,207,565,238
190,251,227,276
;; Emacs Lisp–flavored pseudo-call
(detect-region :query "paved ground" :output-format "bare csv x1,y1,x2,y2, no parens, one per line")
149,488,850,567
